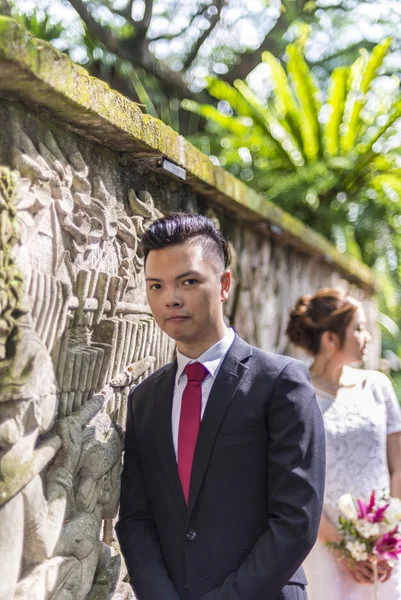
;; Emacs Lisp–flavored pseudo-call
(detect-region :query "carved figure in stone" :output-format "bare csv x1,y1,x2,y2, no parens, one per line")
0,316,59,600
0,301,122,600
0,166,61,598
54,409,123,600
11,120,163,299
12,394,123,600
110,356,156,388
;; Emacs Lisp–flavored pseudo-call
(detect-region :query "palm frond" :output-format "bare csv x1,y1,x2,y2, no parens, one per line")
324,66,349,156
286,44,322,161
261,50,303,151
340,39,392,155
234,79,301,168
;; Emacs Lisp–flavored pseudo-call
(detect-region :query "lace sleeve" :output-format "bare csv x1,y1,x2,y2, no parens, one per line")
379,373,401,435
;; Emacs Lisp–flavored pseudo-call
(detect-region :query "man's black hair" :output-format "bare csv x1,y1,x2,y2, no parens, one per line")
141,212,231,269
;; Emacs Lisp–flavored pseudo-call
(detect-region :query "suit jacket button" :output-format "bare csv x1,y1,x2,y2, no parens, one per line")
186,529,197,541
184,583,189,590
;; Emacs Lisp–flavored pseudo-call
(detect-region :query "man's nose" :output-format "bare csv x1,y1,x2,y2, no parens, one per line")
164,290,183,308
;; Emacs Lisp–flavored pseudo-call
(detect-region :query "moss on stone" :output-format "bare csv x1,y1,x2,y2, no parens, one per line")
0,167,26,361
0,17,374,288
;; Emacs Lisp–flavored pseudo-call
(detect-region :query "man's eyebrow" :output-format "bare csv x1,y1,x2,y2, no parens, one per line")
175,271,199,280
145,271,200,282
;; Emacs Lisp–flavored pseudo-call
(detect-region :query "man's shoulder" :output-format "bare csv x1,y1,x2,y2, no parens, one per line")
129,362,175,403
241,339,307,377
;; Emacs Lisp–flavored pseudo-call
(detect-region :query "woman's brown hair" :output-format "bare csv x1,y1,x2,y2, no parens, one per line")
286,288,359,355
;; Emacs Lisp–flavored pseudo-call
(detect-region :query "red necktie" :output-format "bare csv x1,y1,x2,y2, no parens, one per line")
178,362,208,505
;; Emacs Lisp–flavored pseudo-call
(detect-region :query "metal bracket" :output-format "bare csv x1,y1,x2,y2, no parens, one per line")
133,156,186,181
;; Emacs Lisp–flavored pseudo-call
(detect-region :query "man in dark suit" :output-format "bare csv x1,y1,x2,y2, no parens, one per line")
116,213,325,600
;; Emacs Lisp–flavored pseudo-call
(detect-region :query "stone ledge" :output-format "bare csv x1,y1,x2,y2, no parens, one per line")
0,17,374,289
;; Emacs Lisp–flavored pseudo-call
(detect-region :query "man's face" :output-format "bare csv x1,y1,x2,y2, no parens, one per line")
145,240,230,354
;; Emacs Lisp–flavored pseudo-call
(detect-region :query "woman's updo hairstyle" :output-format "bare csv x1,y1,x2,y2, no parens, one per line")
286,288,359,355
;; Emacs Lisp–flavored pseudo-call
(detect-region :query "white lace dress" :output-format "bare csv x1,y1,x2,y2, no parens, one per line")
304,370,401,599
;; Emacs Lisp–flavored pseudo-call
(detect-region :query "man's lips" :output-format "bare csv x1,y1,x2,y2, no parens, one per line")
166,316,190,321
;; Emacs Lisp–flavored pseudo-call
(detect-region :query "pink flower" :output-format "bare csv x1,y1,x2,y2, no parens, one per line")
356,491,389,523
374,527,401,561
357,491,376,519
368,503,390,523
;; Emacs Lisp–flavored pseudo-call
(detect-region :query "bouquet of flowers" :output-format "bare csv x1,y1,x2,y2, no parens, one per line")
328,491,401,598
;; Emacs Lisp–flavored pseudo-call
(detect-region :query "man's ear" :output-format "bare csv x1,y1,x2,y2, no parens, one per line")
220,270,231,303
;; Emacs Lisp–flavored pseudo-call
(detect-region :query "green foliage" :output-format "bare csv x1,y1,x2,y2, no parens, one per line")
391,372,401,404
12,9,64,41
324,66,348,157
0,168,26,361
184,40,401,326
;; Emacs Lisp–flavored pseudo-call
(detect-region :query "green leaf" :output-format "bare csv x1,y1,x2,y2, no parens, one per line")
14,10,64,41
361,98,401,156
261,50,303,150
182,101,289,162
286,43,322,162
324,66,349,156
128,67,158,118
331,224,363,260
182,100,250,136
361,38,392,95
340,39,392,155
206,77,255,118
233,79,301,168
370,174,401,204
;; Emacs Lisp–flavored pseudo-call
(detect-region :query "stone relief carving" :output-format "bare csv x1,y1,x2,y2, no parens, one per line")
0,110,174,600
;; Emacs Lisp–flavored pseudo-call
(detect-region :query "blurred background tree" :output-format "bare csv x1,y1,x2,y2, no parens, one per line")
184,38,401,352
2,0,401,132
184,40,400,271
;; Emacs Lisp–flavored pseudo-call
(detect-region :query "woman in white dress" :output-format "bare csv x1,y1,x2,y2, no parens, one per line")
286,288,401,599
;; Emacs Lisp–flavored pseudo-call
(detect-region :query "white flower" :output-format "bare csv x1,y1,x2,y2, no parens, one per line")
385,498,401,526
346,540,369,562
338,493,358,522
378,520,395,534
355,520,380,539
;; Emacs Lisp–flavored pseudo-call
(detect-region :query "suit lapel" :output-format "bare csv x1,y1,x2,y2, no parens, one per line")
187,336,252,518
151,362,187,519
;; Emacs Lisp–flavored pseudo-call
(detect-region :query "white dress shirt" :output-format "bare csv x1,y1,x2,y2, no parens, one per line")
172,327,236,459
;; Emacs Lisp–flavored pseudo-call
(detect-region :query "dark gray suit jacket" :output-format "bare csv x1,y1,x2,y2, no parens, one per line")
116,335,325,600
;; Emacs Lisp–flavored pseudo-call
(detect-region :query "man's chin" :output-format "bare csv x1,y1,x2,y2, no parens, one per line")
163,320,193,342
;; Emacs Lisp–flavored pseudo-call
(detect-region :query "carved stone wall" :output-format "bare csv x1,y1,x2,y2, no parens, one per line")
225,225,380,365
0,102,175,600
0,20,378,599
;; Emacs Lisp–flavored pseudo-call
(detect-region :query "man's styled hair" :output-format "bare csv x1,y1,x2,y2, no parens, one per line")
141,212,231,269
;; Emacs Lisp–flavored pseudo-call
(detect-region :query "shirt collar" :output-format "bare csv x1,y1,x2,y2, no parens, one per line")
176,327,236,383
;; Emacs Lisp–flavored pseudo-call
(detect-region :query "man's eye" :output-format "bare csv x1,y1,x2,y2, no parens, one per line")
150,284,161,290
183,279,197,286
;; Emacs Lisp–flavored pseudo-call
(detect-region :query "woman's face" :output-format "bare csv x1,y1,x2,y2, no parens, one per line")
338,306,372,365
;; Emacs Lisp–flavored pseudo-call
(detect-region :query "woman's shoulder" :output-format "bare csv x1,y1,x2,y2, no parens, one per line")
343,367,393,394
364,369,392,387
341,365,369,385
344,366,387,383
353,368,395,400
